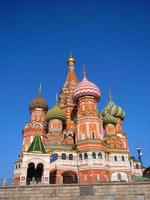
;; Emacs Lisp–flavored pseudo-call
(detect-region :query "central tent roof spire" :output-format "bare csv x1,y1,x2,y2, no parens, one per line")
67,51,75,65
109,89,112,100
65,52,78,86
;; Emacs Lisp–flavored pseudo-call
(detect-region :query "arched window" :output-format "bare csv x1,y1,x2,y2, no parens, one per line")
117,173,122,181
69,154,73,160
92,152,96,159
98,152,102,159
122,156,125,161
114,156,117,161
79,154,82,160
50,153,58,163
84,153,88,159
62,153,66,160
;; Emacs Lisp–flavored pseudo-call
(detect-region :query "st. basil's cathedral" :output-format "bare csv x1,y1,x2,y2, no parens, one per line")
13,56,143,186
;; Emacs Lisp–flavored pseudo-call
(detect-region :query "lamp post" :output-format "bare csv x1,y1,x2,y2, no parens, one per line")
136,147,142,166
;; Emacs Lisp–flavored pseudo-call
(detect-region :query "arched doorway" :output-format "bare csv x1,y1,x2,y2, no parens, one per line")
49,171,56,184
111,172,128,182
35,163,43,183
26,163,35,185
26,163,44,185
62,171,78,184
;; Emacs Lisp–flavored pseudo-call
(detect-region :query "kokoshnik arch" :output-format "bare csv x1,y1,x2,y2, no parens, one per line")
13,56,143,186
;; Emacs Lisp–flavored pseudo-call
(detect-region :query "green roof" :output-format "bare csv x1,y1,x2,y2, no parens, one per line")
132,176,150,181
28,134,46,153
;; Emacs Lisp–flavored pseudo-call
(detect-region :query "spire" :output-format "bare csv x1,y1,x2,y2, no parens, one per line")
83,64,86,75
82,64,87,79
56,93,58,104
65,52,78,86
67,51,75,66
109,89,112,100
28,134,46,153
38,83,42,96
70,50,73,58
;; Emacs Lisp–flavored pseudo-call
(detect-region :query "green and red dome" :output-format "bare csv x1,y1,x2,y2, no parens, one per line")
46,105,67,122
29,95,49,112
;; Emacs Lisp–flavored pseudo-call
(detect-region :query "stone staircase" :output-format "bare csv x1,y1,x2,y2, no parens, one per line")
0,182,150,200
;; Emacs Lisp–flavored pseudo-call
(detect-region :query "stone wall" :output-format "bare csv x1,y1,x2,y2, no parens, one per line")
0,181,150,200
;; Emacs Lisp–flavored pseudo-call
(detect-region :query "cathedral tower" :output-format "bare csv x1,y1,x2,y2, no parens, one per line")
22,85,48,151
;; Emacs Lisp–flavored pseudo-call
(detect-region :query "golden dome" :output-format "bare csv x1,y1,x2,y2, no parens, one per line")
67,57,75,64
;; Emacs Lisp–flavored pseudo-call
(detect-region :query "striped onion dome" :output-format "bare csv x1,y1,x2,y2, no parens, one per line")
73,73,100,101
102,97,125,125
29,95,48,112
46,105,67,122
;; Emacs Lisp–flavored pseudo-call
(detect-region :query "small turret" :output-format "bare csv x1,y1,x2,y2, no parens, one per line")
102,95,125,134
46,105,67,133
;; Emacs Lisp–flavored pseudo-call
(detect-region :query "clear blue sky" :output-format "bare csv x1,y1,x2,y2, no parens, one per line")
0,0,150,179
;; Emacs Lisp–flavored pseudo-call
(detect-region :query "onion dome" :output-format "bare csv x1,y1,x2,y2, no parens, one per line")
67,57,75,64
67,51,75,64
29,84,48,112
46,105,67,122
73,72,100,101
102,97,125,125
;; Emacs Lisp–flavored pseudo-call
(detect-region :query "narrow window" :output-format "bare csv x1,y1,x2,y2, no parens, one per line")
79,154,82,160
69,154,73,160
114,156,117,161
98,152,102,159
84,153,88,159
92,152,96,159
122,156,125,161
92,132,95,139
62,153,66,160
50,153,58,163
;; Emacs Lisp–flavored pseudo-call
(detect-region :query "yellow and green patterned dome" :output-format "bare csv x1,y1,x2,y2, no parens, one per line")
102,97,125,125
46,105,67,122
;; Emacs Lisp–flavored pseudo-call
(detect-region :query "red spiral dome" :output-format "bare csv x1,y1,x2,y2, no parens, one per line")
73,73,101,101
29,95,48,112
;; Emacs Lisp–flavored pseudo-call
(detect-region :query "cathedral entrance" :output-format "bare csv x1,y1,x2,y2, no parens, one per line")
35,163,44,183
62,172,78,184
26,163,35,185
26,163,44,185
49,171,56,184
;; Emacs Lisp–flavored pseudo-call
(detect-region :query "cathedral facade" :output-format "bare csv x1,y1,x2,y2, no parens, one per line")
13,56,142,186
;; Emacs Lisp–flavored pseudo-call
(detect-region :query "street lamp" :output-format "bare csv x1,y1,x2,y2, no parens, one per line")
136,146,143,165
